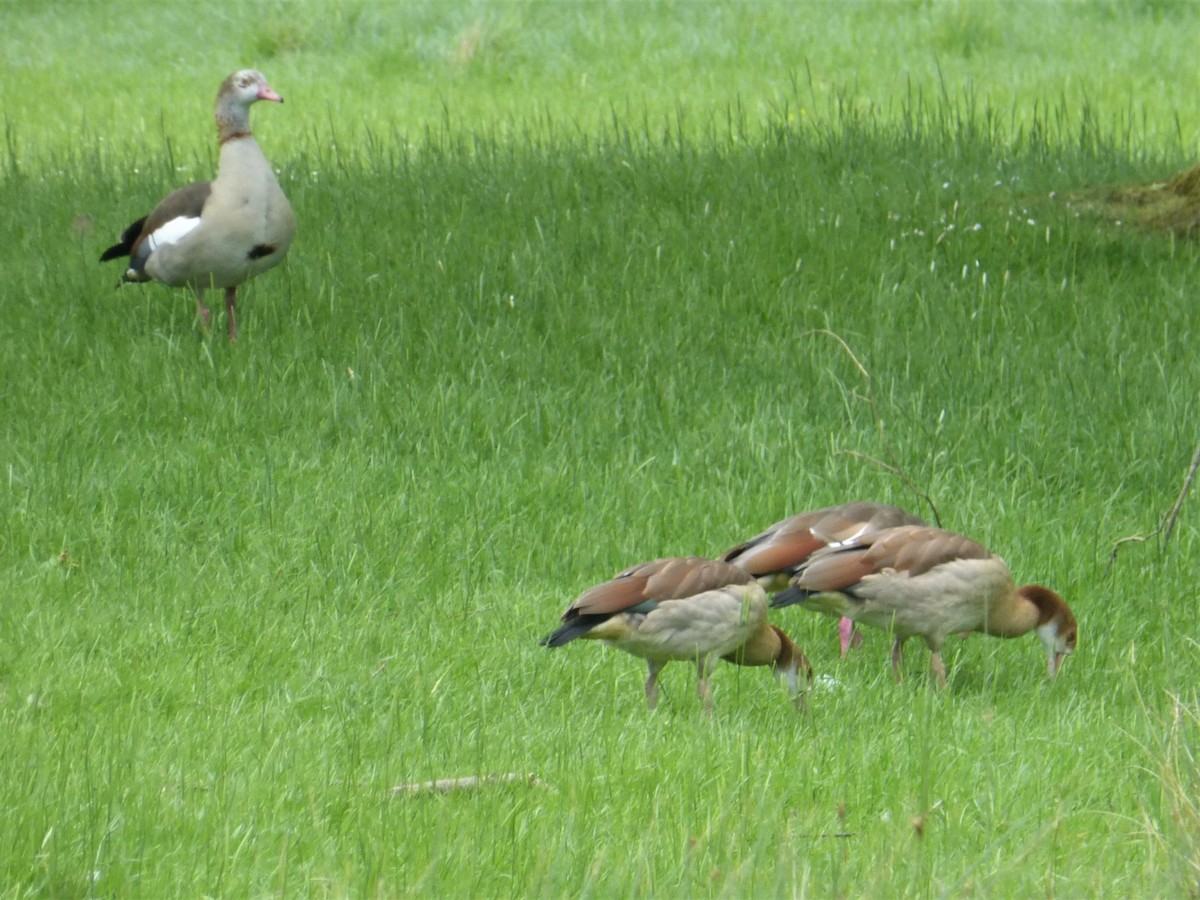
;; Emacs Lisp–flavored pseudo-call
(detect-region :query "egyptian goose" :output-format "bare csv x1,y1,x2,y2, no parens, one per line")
720,501,926,655
100,70,295,340
541,557,810,714
770,525,1077,687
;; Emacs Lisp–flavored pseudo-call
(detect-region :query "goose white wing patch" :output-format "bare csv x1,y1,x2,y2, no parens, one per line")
147,216,201,251
825,523,871,550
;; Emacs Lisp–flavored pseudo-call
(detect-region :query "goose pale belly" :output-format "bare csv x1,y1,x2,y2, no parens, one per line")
847,558,1015,640
146,141,294,290
605,586,767,662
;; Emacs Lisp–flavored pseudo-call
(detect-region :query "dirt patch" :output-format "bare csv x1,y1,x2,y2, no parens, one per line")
1063,162,1200,236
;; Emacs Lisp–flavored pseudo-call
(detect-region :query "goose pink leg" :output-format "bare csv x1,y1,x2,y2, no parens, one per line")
195,290,211,331
838,616,863,656
890,636,905,682
225,287,238,341
644,660,665,711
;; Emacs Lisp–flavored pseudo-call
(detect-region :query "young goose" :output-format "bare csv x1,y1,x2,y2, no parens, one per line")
100,70,295,340
770,525,1077,687
542,556,810,714
721,501,926,655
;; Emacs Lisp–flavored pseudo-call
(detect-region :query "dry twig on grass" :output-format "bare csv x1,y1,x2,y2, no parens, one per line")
1105,439,1200,576
804,329,941,527
390,772,544,796
1061,161,1200,238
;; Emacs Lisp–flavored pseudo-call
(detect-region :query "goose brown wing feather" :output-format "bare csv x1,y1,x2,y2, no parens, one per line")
641,556,754,597
719,530,825,575
811,502,927,544
569,556,750,617
721,502,925,576
129,181,213,257
862,526,991,576
568,571,654,616
794,525,991,592
100,181,214,264
793,548,878,592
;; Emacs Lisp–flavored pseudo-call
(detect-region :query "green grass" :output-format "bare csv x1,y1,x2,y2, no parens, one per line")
4,1,1200,163
3,1,1200,896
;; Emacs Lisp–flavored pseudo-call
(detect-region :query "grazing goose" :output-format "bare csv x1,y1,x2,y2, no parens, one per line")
100,70,295,340
721,501,926,655
542,557,810,714
770,525,1077,687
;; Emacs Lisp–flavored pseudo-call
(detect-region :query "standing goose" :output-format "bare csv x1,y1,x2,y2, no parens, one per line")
770,525,1077,687
100,70,295,340
720,501,926,655
542,557,810,714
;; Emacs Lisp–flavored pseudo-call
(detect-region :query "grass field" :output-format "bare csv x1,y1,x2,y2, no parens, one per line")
3,1,1200,896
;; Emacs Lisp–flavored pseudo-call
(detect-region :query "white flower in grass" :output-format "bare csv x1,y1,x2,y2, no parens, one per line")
813,674,843,692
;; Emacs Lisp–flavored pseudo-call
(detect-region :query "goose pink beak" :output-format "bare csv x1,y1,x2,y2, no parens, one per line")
258,84,284,103
1049,651,1065,678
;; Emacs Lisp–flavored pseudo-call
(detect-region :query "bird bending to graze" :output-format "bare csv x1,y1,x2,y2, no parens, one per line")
720,501,926,656
542,556,811,714
100,70,295,341
770,525,1077,688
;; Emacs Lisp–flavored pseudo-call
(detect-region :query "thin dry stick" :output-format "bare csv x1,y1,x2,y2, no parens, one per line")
1103,533,1150,578
1162,439,1200,547
803,329,941,527
794,832,856,840
390,773,543,797
1105,437,1200,576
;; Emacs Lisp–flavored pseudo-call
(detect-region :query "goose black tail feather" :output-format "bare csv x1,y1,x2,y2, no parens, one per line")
99,216,148,262
770,585,817,609
541,613,613,648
